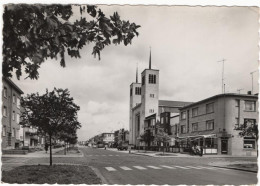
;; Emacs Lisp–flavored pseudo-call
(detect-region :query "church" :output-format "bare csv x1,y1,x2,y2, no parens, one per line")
128,50,192,147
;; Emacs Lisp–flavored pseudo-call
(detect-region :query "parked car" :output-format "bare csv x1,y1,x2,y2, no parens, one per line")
117,143,128,150
97,143,105,148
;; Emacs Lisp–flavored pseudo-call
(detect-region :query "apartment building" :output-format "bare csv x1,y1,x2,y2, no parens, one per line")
2,77,23,149
177,93,258,156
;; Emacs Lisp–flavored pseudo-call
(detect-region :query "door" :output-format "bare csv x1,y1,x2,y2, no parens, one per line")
221,139,228,154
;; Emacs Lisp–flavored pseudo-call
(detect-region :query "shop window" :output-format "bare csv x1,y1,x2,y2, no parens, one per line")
206,103,214,113
245,101,256,111
206,120,214,130
243,137,256,149
205,138,215,148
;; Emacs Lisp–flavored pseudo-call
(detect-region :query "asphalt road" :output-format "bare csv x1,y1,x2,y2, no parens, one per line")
2,147,257,185
80,147,257,185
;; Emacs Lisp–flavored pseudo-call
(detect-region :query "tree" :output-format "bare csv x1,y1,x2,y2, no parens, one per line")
3,4,140,79
20,88,81,165
154,127,171,155
140,130,153,152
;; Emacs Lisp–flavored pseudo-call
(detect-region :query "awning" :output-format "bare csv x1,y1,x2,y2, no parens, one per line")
177,134,217,141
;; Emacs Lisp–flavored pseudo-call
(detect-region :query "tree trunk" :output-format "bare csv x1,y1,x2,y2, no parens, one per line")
49,135,52,166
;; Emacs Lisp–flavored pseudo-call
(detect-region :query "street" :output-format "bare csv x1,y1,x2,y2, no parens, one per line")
2,147,257,185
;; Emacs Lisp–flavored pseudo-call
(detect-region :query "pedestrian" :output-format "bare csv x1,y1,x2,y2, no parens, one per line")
45,143,49,153
200,146,203,156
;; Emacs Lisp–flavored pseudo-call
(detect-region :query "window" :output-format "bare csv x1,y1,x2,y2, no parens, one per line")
12,128,15,137
16,129,20,140
3,106,7,117
150,94,154,98
161,117,164,124
13,94,16,104
206,120,214,130
142,75,145,85
181,111,186,120
245,101,256,111
149,109,154,113
148,74,156,84
192,108,198,117
12,111,15,121
235,117,239,128
192,123,198,132
206,103,214,113
17,113,20,124
244,137,256,149
181,125,186,134
165,117,168,123
2,126,6,137
135,87,141,95
235,99,240,107
17,97,21,109
130,88,132,96
205,138,215,148
244,119,256,128
3,87,7,98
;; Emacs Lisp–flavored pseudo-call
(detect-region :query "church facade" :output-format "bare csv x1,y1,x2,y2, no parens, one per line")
129,51,191,146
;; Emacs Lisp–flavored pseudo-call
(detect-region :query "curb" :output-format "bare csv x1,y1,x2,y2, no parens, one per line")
89,166,109,184
212,165,258,173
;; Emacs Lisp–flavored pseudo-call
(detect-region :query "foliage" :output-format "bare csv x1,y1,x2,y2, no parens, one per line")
154,127,171,143
235,124,258,138
20,88,81,165
3,4,140,79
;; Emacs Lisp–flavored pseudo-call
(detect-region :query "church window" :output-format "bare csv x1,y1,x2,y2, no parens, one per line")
142,76,145,85
148,74,156,84
135,87,141,95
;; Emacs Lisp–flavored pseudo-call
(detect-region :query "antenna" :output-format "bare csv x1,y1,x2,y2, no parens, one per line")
250,70,257,94
237,88,243,94
217,59,226,94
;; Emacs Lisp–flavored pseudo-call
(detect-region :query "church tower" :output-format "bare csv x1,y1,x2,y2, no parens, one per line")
140,48,159,135
129,64,141,145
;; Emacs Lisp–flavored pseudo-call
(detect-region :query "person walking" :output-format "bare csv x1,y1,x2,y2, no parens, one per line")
44,143,49,153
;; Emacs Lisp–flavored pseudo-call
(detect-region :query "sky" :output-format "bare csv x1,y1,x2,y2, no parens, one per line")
9,5,259,141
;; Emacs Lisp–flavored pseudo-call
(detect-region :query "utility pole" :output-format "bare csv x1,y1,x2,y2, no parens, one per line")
250,70,257,94
237,88,243,94
217,59,226,94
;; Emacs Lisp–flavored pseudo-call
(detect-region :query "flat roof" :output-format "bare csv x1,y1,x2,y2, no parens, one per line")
180,93,258,110
159,100,193,108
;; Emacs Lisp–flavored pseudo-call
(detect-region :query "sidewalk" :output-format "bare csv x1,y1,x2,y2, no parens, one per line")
2,147,84,158
106,148,257,158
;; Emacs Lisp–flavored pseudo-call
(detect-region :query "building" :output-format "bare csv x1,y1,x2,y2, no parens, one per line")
2,77,23,149
177,93,258,156
102,133,114,146
129,51,192,147
19,126,45,148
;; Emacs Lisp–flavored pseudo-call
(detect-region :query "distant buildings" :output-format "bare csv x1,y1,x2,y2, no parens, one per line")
2,77,23,149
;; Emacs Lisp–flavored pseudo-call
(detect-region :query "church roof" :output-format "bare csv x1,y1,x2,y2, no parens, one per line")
159,100,193,108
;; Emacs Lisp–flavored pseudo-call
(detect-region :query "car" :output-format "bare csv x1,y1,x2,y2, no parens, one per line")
117,143,128,150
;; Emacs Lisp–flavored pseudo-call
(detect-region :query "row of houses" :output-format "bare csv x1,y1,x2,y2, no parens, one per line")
88,129,129,147
129,54,258,156
2,77,45,150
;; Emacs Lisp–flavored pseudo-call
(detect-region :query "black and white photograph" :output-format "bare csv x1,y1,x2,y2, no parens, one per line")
1,0,259,185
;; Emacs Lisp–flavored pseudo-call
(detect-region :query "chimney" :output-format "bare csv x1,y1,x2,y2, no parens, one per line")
247,91,252,95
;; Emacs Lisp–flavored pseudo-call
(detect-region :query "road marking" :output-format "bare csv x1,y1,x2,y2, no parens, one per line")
175,166,190,169
133,166,147,170
186,166,203,169
120,166,132,170
196,166,219,170
161,165,176,169
147,166,162,169
105,167,117,171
